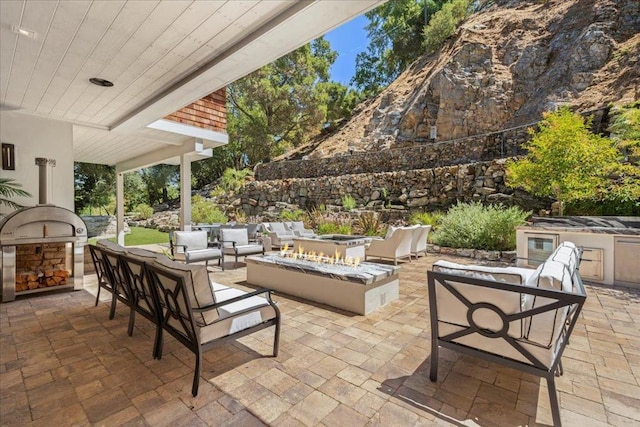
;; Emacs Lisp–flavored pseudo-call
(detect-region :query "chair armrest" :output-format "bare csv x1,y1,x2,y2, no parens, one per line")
220,239,238,248
193,288,275,312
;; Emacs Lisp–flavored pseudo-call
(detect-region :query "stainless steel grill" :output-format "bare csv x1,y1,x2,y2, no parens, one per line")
0,158,87,302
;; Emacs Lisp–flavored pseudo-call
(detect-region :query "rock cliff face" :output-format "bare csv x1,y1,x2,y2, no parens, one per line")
284,0,639,159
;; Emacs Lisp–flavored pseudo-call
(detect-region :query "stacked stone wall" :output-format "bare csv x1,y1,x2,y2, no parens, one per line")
243,159,547,216
255,126,531,181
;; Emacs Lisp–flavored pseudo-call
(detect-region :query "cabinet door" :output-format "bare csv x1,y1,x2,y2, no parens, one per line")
579,248,603,281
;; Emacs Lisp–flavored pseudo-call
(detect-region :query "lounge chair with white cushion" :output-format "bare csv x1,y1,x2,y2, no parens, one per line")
410,225,432,259
220,227,264,267
427,241,586,426
285,221,316,238
262,222,295,248
170,230,224,270
365,225,418,265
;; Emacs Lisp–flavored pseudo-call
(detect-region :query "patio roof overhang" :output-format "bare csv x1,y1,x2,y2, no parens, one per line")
1,0,384,170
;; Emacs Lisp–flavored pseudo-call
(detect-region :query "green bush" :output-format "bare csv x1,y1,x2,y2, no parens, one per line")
133,203,154,220
342,194,357,211
318,222,352,236
409,211,443,229
220,168,253,192
354,212,384,236
431,202,530,251
191,195,227,224
423,0,472,54
279,208,305,221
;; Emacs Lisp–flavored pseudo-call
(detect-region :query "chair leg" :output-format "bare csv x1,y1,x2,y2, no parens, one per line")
273,319,281,357
548,376,562,427
127,307,135,337
95,285,101,306
192,350,203,397
109,291,118,320
430,339,439,382
152,325,162,360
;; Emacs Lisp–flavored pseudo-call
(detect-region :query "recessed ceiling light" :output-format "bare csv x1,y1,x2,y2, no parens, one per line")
11,25,37,39
89,77,114,87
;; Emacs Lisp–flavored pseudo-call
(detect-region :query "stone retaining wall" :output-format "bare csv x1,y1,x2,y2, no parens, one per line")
255,127,530,181
242,159,548,216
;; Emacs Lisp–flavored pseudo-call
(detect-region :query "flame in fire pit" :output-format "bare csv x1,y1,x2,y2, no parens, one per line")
280,244,361,267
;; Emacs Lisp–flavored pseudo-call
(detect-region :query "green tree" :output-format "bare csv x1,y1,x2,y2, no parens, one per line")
352,0,448,97
422,0,473,54
0,178,31,210
140,164,179,206
124,172,147,212
227,37,339,164
506,108,622,215
74,162,115,214
609,101,640,164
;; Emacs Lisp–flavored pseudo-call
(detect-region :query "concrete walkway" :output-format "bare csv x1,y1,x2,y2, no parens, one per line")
1,254,639,426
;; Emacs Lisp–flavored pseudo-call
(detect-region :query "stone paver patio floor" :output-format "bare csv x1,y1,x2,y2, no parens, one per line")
1,253,639,426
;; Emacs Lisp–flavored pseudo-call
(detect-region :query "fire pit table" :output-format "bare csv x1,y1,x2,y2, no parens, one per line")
245,253,399,315
292,234,370,259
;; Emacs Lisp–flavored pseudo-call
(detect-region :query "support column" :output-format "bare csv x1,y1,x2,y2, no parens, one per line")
180,154,192,231
116,172,125,245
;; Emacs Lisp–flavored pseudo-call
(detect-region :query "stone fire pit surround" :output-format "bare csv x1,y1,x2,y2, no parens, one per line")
245,254,400,315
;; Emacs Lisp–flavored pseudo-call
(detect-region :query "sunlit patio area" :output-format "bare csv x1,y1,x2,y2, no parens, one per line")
2,251,639,426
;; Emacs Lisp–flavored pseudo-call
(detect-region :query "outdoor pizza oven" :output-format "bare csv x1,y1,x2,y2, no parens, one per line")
0,158,87,302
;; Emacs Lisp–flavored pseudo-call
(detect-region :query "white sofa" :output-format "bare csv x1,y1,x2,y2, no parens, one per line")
262,222,295,248
365,225,418,265
91,241,281,397
285,221,316,238
427,241,586,427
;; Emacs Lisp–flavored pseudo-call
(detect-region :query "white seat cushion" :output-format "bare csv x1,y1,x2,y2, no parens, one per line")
433,261,526,338
224,244,263,256
522,259,574,347
198,290,277,343
174,230,208,252
185,248,222,263
153,257,218,325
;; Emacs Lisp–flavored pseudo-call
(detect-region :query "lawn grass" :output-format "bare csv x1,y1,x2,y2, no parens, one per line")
88,226,168,246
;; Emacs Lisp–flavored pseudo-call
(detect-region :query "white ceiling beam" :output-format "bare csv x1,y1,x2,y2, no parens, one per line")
147,118,228,145
115,138,218,173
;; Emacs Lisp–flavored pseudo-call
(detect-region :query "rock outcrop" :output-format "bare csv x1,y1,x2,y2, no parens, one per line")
281,0,640,159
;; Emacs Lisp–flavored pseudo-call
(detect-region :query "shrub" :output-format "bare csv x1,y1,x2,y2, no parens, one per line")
342,194,357,211
318,222,352,235
431,202,530,251
409,211,443,229
280,208,305,221
133,203,154,220
220,168,253,193
354,212,384,236
191,195,227,224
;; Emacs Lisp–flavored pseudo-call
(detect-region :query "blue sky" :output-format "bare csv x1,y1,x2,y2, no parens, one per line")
324,15,369,87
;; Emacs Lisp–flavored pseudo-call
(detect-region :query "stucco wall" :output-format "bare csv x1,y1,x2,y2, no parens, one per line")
0,112,74,214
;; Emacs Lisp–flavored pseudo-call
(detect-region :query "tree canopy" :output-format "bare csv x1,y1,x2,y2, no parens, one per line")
226,37,338,164
352,0,449,97
506,108,628,215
